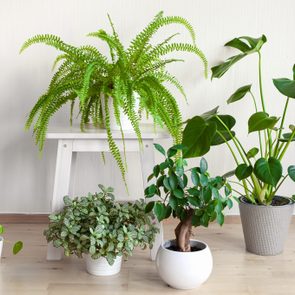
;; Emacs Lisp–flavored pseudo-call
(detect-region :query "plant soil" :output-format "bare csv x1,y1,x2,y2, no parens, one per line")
241,196,291,206
166,245,202,252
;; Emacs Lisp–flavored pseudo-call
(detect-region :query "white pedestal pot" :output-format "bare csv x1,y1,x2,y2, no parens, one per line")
85,255,122,276
156,239,213,289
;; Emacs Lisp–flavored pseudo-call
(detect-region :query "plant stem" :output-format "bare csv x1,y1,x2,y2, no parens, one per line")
258,51,273,156
272,175,288,196
250,90,263,157
216,116,249,165
278,128,295,161
216,130,250,199
274,97,290,157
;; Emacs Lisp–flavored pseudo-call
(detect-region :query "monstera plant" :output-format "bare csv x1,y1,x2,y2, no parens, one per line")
183,35,295,205
20,11,207,184
182,35,295,256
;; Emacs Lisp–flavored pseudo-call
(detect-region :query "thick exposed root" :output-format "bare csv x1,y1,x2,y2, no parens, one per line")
174,209,194,252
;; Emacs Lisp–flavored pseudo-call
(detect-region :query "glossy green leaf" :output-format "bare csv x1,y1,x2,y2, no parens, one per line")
254,157,282,186
212,35,266,79
211,54,245,79
288,166,295,182
182,116,217,158
248,112,279,133
154,143,165,156
216,213,224,226
145,201,155,213
209,115,236,145
200,174,208,186
163,177,171,191
279,132,295,142
225,38,251,52
200,106,219,120
273,78,295,98
153,165,160,177
227,84,252,104
154,202,166,222
145,184,157,198
13,241,23,255
200,158,208,174
173,188,184,199
188,197,200,207
227,198,233,209
169,196,178,210
235,164,253,180
168,173,178,190
246,147,259,158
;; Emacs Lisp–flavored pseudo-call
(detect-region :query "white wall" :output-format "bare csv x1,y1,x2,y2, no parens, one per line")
0,0,294,214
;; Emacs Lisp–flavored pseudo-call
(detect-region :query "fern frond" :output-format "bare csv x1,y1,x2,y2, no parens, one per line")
104,95,126,184
149,42,208,78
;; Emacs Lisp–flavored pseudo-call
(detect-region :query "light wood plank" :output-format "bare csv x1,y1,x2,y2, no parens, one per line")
1,220,295,294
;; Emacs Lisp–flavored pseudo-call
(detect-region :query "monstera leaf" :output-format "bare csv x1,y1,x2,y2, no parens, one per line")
273,64,295,98
253,157,282,186
182,108,236,158
248,112,279,133
227,84,252,104
211,35,267,79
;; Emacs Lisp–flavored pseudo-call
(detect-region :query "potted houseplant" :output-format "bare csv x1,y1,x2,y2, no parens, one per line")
144,144,233,289
0,224,23,258
20,11,207,184
182,35,295,255
44,184,158,276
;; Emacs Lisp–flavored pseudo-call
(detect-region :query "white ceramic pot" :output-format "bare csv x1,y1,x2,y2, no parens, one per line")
0,236,3,259
101,95,139,131
85,254,122,276
156,239,213,289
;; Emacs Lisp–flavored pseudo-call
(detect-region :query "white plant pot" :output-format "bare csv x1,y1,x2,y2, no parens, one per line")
85,254,122,276
156,239,213,290
0,236,3,259
101,95,139,131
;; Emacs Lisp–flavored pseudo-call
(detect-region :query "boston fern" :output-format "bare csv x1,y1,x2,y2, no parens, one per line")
20,12,207,183
182,35,295,205
44,185,158,265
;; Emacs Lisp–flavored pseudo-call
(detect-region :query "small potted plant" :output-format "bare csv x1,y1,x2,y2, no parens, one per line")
0,224,23,258
20,11,207,184
144,144,233,289
44,184,158,276
182,35,295,255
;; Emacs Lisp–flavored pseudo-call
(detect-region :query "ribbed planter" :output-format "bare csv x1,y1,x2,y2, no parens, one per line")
239,196,294,256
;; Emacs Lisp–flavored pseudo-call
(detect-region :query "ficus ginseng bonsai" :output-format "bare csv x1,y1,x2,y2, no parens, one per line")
182,35,295,205
20,11,207,184
0,224,23,255
44,185,158,265
144,144,233,252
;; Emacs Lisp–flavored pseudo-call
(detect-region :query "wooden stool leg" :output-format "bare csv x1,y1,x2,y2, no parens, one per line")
47,139,74,261
140,140,164,261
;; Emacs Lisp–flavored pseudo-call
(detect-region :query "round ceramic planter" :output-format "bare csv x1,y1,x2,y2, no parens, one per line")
0,236,3,259
239,196,294,256
85,255,122,276
156,239,213,290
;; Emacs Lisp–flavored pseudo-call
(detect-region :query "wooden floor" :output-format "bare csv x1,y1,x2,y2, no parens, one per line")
1,219,295,295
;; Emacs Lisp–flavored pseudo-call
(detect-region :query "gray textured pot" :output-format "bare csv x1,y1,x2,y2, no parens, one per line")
239,196,294,256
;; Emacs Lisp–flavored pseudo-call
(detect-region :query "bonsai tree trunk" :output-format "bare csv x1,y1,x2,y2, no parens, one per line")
174,209,194,252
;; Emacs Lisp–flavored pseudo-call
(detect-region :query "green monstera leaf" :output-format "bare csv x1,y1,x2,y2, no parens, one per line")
254,157,282,186
227,84,252,104
211,35,267,79
248,112,279,133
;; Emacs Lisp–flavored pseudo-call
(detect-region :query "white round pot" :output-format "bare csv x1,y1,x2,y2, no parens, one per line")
101,95,139,131
156,239,213,290
85,254,122,276
0,236,3,259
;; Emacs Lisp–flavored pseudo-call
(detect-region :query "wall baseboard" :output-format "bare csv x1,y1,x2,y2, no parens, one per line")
0,214,294,224
0,214,49,224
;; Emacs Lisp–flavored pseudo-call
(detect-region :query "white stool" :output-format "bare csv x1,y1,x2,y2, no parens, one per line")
46,125,168,261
